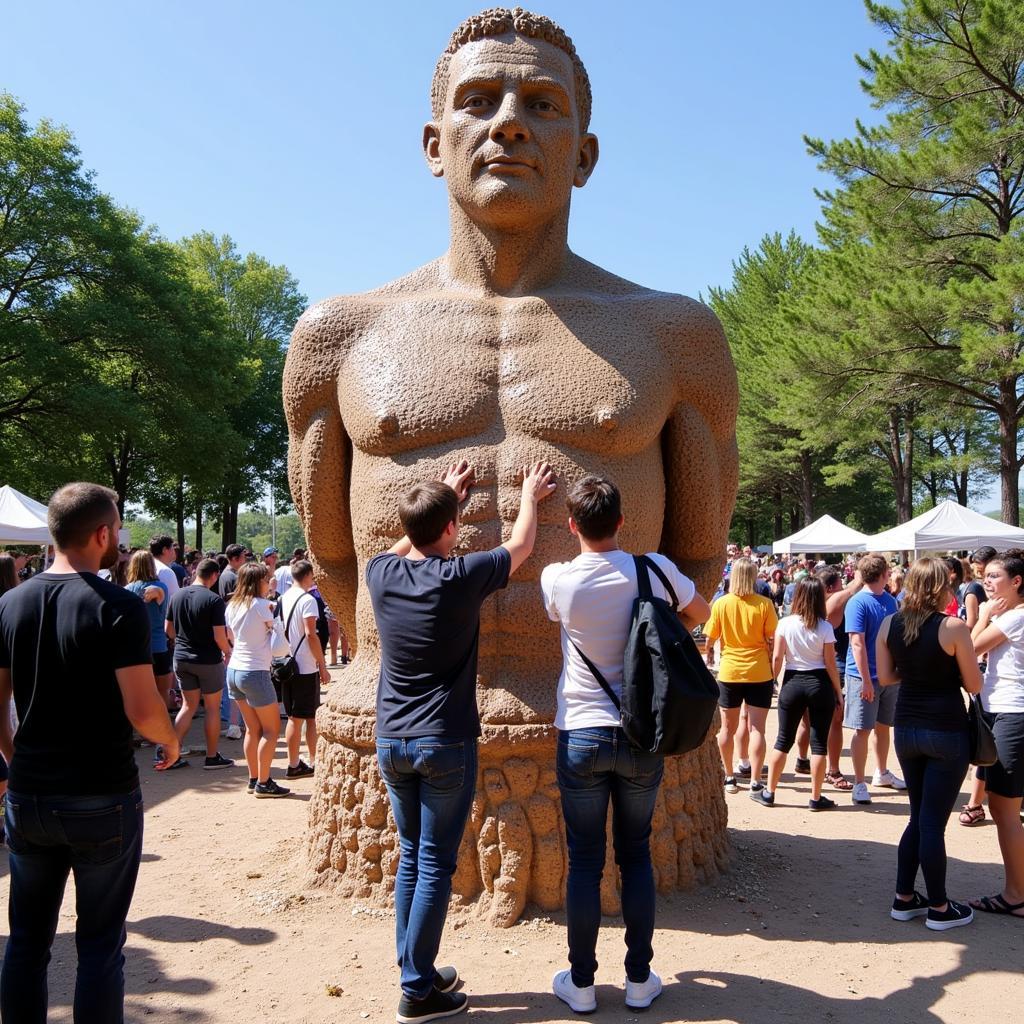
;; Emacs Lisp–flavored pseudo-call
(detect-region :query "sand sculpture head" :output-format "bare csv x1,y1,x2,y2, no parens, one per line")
424,7,599,228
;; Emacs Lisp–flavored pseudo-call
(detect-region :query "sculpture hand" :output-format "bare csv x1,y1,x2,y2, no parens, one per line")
442,459,475,502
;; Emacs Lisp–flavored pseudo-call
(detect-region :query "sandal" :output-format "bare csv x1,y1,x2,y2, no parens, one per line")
825,770,853,792
969,893,1024,917
959,803,986,826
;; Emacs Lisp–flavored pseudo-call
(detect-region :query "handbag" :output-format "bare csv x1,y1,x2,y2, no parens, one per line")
271,598,306,687
968,694,998,767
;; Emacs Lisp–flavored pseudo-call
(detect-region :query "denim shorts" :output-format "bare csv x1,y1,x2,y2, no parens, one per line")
226,668,277,708
844,678,898,729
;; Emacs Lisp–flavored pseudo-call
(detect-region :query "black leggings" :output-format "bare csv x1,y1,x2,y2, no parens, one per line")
774,670,836,755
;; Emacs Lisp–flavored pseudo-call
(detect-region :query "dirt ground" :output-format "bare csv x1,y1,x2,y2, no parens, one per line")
3,666,1022,1024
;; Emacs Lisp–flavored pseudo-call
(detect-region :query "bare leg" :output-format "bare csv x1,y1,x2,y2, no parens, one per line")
328,619,340,667
766,747,787,795
827,706,844,775
285,718,301,767
202,691,222,757
746,705,769,782
736,706,750,764
809,753,827,801
795,711,810,761
968,771,987,810
304,718,318,764
872,723,891,776
155,672,173,709
253,703,281,783
850,728,870,784
235,700,261,779
174,689,200,744
988,793,1024,906
717,707,741,776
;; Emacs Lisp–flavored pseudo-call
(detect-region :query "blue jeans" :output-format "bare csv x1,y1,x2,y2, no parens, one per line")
557,727,664,988
2,788,144,1024
894,727,969,906
375,736,477,1000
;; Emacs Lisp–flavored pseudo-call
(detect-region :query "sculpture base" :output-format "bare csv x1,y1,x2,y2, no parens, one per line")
305,704,730,927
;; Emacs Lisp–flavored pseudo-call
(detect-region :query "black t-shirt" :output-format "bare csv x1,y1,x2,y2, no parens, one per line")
166,585,226,664
0,572,150,795
368,548,512,740
218,566,238,600
959,580,986,620
888,612,968,732
171,561,188,586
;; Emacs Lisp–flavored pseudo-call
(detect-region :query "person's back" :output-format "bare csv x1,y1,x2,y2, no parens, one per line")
542,476,708,1015
167,581,225,665
888,613,967,731
0,482,179,1022
707,592,775,682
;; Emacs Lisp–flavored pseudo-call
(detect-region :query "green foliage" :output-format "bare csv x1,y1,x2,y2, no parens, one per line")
124,511,306,554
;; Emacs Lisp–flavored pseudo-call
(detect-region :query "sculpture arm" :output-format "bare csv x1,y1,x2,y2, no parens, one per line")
283,304,358,646
660,301,739,600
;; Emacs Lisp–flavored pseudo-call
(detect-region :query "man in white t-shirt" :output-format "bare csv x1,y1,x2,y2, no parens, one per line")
540,475,710,1015
279,559,330,778
149,535,180,599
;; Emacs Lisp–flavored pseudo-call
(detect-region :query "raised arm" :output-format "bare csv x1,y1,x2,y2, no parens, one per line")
660,300,739,600
283,301,357,646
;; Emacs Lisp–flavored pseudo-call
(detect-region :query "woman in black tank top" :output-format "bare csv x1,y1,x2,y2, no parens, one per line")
876,557,983,932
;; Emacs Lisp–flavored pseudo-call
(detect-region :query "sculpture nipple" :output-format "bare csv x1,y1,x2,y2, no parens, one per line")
377,414,398,436
597,409,618,431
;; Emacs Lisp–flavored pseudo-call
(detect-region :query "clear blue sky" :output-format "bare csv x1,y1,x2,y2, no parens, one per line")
7,1,887,305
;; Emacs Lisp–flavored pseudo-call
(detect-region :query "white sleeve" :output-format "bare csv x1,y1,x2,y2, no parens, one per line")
300,593,317,620
647,553,696,610
540,564,561,622
820,620,836,644
997,609,1024,644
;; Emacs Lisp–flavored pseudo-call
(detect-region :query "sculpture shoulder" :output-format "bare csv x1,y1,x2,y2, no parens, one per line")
651,293,737,425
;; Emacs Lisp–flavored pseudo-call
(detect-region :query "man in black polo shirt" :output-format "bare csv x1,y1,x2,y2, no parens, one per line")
0,482,180,1022
368,460,555,1023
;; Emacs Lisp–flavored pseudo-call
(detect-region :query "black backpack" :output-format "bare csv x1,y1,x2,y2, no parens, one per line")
568,554,719,757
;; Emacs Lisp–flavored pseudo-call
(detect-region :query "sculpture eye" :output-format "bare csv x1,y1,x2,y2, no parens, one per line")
531,99,558,114
463,95,493,110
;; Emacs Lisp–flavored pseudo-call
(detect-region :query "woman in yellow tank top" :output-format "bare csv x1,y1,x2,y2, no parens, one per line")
705,558,778,794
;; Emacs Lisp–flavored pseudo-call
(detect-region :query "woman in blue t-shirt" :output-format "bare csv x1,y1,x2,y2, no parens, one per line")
124,550,171,706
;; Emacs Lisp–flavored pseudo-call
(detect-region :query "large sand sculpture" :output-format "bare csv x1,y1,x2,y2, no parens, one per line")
284,7,738,926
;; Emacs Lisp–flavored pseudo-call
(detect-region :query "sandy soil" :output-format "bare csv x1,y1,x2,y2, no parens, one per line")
3,666,1022,1024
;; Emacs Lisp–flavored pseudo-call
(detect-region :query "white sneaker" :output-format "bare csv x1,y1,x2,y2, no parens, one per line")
625,970,663,1009
873,769,907,790
552,970,596,1014
224,725,243,740
852,781,872,804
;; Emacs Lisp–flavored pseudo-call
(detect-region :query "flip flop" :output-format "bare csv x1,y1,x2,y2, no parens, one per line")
970,894,1024,917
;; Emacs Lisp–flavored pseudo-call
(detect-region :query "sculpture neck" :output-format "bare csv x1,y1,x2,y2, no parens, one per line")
444,201,571,297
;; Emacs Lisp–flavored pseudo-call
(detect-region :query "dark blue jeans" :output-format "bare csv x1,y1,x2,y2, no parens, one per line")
375,736,477,1000
2,787,144,1024
557,727,664,989
894,727,969,906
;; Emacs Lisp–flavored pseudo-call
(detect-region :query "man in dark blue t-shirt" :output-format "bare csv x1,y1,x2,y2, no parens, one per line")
367,458,555,1022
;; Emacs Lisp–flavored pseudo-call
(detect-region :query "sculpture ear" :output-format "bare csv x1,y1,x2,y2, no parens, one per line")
423,123,444,178
573,133,599,188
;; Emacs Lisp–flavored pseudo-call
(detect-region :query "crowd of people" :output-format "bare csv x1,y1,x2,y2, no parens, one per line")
0,478,1022,1023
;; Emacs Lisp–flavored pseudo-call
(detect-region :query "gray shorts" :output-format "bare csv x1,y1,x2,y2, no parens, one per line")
226,668,277,709
174,660,225,695
843,678,898,730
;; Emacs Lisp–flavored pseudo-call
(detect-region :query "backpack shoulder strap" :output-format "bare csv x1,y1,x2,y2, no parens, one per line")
561,627,621,712
282,595,306,655
635,554,679,610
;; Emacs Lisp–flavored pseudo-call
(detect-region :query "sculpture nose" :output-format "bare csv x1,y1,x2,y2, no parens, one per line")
488,92,529,143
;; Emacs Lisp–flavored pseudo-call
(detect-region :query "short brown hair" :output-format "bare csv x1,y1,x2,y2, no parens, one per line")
47,482,118,551
566,475,620,540
816,567,842,591
857,553,889,584
196,558,220,581
398,482,459,547
291,559,314,583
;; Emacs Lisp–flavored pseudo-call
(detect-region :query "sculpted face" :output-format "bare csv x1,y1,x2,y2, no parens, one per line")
424,33,598,227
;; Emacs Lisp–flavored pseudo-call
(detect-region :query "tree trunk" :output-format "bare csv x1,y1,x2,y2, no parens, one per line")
789,506,799,533
195,500,204,551
998,378,1020,526
799,450,814,523
105,435,132,517
174,478,186,551
773,485,783,539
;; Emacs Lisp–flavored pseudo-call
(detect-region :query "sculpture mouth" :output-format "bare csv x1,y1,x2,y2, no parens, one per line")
480,156,537,173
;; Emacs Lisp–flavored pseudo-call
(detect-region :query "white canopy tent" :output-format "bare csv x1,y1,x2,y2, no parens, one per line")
772,514,869,555
864,499,1024,553
0,484,130,549
0,485,52,545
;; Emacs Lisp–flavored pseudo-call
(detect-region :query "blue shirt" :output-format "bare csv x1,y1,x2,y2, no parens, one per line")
367,547,512,739
126,579,168,653
844,589,899,682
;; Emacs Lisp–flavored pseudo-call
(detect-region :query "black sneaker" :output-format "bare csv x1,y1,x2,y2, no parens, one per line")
203,753,235,770
434,966,459,993
254,779,291,799
809,795,836,812
891,891,929,921
163,757,190,771
724,776,739,794
926,899,974,932
246,777,257,794
285,759,315,779
750,780,765,793
795,757,812,775
396,988,468,1023
736,763,752,778
750,788,774,807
